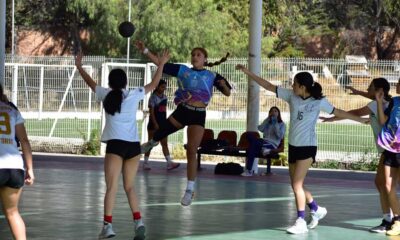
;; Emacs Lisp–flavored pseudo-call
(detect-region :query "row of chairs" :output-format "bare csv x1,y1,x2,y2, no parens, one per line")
196,129,285,174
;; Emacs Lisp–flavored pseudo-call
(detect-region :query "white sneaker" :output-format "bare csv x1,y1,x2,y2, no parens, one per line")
140,140,159,154
308,206,327,229
241,170,253,177
142,163,151,171
99,223,116,239
261,148,271,156
369,219,392,233
167,162,180,171
180,190,195,206
134,220,146,240
287,218,308,234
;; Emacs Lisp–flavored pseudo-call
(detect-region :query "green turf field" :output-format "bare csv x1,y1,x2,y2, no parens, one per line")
24,118,375,154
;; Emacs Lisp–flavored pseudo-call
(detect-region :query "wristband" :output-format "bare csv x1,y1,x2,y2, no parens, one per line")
143,48,149,54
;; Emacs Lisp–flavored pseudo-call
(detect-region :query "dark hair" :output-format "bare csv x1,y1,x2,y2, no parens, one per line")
154,79,167,93
191,47,230,67
372,77,391,102
294,72,324,99
158,79,167,87
0,84,6,102
269,106,283,123
103,69,127,115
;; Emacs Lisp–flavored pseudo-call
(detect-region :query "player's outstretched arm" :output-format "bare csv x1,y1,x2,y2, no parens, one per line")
75,53,97,92
236,64,277,93
144,50,170,94
135,40,160,66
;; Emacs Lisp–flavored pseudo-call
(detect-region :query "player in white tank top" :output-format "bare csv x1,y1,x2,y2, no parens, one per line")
75,50,170,239
236,64,368,234
0,84,34,239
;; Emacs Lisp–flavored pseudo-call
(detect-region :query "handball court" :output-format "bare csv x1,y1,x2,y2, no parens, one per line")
0,153,397,240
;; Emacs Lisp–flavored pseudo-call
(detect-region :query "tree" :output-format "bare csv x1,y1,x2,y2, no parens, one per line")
322,0,400,59
6,0,400,59
7,0,128,56
7,0,250,60
132,0,245,61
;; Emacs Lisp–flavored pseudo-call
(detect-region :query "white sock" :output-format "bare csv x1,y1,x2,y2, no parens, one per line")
165,155,172,163
261,148,271,156
144,156,149,164
384,213,393,222
134,218,144,229
186,180,195,191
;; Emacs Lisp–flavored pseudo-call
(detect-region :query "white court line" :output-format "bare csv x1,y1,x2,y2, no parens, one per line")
143,193,378,207
0,211,43,219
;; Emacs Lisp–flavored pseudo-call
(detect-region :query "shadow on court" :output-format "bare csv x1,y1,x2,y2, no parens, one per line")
0,153,392,240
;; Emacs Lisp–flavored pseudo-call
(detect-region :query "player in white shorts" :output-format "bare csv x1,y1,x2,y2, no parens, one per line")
0,83,34,240
75,50,170,240
236,65,368,234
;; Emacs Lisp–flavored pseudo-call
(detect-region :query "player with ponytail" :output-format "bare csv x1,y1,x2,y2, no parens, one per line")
236,65,368,235
135,40,232,206
75,50,170,240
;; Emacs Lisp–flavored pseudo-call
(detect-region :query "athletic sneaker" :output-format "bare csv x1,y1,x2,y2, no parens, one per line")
181,189,195,206
308,206,327,229
167,162,180,171
261,148,271,156
287,218,308,234
241,170,253,177
133,225,146,240
369,219,392,233
386,220,400,236
140,140,159,154
98,223,116,239
142,163,151,171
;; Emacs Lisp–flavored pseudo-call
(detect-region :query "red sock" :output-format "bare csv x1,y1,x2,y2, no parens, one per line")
133,212,141,220
104,215,112,224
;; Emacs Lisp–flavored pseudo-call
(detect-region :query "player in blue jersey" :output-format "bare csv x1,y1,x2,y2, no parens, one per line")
135,40,232,206
376,78,400,236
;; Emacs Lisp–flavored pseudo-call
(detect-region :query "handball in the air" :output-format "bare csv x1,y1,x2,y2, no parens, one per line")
118,21,135,38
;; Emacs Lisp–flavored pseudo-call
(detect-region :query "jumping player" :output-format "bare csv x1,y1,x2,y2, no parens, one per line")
135,40,232,206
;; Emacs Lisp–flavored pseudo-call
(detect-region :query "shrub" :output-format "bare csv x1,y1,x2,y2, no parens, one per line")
172,144,186,159
81,129,101,155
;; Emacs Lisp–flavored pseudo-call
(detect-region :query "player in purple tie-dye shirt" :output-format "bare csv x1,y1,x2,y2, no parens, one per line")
135,40,232,206
376,78,400,235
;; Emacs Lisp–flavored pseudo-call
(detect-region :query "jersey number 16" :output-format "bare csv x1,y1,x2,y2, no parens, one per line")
297,111,304,120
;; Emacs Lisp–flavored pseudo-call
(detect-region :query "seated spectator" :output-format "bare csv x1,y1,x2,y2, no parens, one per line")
242,106,286,176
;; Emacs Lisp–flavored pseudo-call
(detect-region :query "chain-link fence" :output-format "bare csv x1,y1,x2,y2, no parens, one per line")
3,55,399,160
